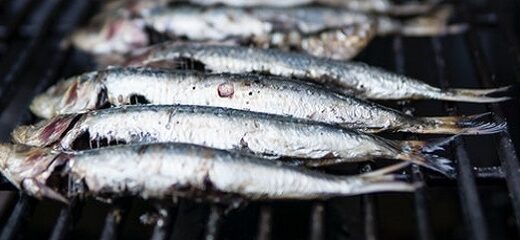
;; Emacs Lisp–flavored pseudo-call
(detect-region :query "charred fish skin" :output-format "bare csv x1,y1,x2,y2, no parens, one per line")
132,43,510,103
0,143,415,202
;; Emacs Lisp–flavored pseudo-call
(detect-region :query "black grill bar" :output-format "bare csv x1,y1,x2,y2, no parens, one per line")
431,35,490,240
256,205,272,240
204,205,223,240
0,0,65,118
48,199,78,240
361,164,377,240
0,195,35,240
99,200,132,240
309,203,325,240
0,0,35,42
149,205,176,240
463,1,520,234
391,35,434,240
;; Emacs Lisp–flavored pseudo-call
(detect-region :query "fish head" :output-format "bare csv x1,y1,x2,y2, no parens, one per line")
70,17,148,55
11,114,78,148
0,144,69,203
30,72,106,119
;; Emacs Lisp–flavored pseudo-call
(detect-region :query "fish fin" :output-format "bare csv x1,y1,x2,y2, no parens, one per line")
432,86,513,103
403,112,507,135
359,162,411,178
11,114,79,147
21,178,69,204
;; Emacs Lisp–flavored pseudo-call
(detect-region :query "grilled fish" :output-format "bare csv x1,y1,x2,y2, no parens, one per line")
30,68,505,135
186,0,440,15
72,4,459,59
0,143,415,203
13,105,454,175
122,44,510,103
105,0,440,15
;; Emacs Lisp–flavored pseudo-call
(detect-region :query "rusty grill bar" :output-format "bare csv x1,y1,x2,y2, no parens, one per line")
0,0,518,239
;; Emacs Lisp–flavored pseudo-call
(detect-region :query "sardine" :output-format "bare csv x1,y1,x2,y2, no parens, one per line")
30,68,505,135
13,105,454,175
122,43,511,103
72,4,460,59
185,0,440,16
0,143,415,203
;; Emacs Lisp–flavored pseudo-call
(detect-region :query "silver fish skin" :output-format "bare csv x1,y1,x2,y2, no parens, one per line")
75,3,459,59
0,143,415,203
13,105,454,175
30,68,505,135
126,43,510,103
185,0,440,16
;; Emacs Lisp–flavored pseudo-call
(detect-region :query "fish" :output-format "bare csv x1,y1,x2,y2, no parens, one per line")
13,105,454,175
30,68,506,135
120,43,511,103
71,4,461,59
0,143,416,203
116,0,440,16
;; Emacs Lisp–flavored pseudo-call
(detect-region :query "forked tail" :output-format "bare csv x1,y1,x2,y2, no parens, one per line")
401,112,507,135
396,137,458,177
433,86,512,103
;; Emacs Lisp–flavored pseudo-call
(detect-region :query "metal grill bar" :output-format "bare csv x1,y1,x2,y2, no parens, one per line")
361,164,377,240
99,200,132,240
0,0,64,117
431,36,489,240
48,199,78,240
256,205,272,240
309,203,325,240
463,2,520,234
149,205,176,240
204,206,223,240
392,35,434,240
0,195,35,240
0,0,35,42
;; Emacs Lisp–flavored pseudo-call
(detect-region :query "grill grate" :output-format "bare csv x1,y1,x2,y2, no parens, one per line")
0,0,518,239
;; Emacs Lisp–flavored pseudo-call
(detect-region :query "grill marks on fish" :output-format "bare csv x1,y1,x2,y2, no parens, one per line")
0,143,416,203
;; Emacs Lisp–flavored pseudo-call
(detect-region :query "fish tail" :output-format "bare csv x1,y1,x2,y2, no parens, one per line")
352,163,418,194
398,139,457,177
432,86,512,103
381,0,440,15
396,4,467,36
402,112,507,135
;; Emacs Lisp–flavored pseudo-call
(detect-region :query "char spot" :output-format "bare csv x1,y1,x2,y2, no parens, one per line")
248,91,253,96
137,145,149,155
129,94,150,104
192,86,196,90
217,83,234,98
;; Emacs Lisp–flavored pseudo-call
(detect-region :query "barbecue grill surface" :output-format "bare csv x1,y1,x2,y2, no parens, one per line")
0,0,519,239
